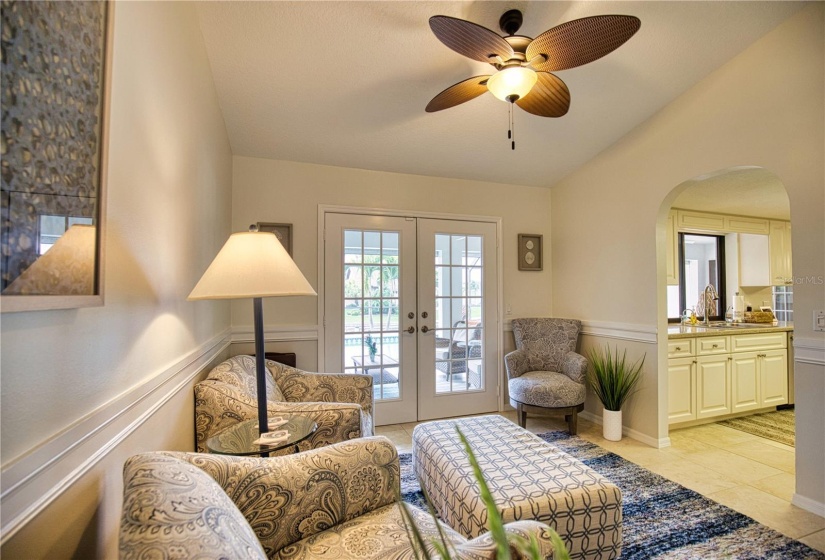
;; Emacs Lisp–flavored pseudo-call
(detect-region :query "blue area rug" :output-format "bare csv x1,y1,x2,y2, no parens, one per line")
399,431,824,559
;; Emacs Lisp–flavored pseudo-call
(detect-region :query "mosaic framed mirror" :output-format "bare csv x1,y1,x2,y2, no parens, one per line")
1,1,113,312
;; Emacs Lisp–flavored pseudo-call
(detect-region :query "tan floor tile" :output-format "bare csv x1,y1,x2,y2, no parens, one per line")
682,423,760,447
708,485,825,539
644,460,741,495
726,439,796,474
747,472,796,502
680,448,784,482
799,529,825,554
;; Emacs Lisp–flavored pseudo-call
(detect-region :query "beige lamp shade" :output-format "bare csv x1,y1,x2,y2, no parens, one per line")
188,231,316,300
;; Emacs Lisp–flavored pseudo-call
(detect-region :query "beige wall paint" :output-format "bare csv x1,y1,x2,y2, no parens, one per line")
551,5,823,506
1,2,232,557
230,156,554,370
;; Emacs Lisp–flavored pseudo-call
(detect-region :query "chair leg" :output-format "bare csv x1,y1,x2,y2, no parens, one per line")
567,407,578,435
517,402,526,428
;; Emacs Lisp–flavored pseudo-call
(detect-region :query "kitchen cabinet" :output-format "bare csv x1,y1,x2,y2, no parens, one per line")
769,220,793,286
738,233,770,286
668,330,788,425
675,210,770,235
666,210,679,286
760,349,788,405
731,352,760,413
668,357,696,423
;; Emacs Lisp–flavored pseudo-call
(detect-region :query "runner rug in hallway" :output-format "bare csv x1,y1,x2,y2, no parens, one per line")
718,409,795,447
399,430,822,560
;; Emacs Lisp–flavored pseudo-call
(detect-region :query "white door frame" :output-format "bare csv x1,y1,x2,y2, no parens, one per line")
317,204,505,412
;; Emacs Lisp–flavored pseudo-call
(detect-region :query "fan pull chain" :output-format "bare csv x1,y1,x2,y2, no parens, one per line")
508,101,516,150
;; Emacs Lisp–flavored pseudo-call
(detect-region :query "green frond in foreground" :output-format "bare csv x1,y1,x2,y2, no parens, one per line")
587,345,645,412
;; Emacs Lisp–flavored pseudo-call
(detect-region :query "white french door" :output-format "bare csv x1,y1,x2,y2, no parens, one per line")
324,212,499,426
417,219,498,420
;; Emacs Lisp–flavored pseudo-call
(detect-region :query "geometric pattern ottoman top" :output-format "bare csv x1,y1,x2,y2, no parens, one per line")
412,415,622,560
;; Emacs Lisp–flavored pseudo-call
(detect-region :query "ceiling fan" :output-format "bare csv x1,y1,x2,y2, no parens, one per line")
426,9,641,148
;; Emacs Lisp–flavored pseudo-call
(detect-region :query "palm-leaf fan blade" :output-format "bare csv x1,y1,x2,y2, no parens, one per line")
429,15,514,62
526,15,641,73
516,72,570,117
426,75,491,112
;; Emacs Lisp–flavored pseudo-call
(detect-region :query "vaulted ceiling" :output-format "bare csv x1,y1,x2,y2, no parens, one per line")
196,1,804,188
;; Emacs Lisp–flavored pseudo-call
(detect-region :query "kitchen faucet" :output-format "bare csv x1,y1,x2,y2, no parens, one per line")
703,284,719,326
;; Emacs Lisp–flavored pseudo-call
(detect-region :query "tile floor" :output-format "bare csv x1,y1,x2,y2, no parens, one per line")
375,411,825,554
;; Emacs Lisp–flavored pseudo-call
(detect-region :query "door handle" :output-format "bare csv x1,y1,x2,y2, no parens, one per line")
406,326,415,334
421,326,430,333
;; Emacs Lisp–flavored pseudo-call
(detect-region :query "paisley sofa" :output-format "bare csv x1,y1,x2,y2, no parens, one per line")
119,437,558,559
505,318,587,434
195,355,373,452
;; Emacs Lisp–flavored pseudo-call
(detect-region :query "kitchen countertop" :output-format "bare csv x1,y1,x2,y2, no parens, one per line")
668,322,793,339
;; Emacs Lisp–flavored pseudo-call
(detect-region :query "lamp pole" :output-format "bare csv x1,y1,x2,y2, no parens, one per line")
253,297,268,434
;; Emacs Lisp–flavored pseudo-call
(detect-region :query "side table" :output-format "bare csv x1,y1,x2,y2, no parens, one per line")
205,415,317,457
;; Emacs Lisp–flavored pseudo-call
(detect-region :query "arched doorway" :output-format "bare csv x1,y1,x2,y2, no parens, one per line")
657,166,794,444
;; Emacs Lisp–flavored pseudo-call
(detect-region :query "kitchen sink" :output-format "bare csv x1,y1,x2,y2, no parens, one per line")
705,322,770,328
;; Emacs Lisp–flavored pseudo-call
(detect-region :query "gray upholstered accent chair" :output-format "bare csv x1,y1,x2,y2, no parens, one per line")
505,318,587,434
119,437,558,559
195,355,373,453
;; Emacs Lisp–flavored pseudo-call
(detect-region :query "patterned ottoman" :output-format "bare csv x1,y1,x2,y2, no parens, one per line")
412,415,622,560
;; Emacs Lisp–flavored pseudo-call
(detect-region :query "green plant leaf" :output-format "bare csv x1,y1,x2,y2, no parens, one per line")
587,345,645,411
456,426,511,560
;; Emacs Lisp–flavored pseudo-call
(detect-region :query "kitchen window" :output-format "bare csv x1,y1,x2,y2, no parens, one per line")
668,233,726,322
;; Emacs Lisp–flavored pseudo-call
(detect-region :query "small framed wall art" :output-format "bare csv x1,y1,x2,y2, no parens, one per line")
257,222,293,256
517,234,543,271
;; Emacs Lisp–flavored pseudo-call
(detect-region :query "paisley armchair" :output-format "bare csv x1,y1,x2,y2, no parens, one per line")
505,318,588,434
195,355,373,452
119,437,558,559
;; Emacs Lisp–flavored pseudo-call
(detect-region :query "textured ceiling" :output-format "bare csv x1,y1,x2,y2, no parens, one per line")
196,1,804,188
673,167,791,221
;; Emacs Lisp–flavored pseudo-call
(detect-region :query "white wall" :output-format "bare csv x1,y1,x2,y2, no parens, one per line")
551,5,824,510
230,156,554,371
0,2,233,557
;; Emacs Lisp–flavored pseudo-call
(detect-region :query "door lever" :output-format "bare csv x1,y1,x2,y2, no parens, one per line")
406,326,415,334
421,326,430,333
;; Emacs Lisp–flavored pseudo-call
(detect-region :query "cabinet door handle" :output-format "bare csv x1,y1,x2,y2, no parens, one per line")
712,344,718,348
675,346,682,351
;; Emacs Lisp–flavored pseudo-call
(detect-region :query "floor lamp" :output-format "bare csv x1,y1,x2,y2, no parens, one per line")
188,226,316,434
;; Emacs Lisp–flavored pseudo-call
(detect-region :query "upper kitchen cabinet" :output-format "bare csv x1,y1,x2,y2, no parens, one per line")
740,221,793,286
769,221,793,286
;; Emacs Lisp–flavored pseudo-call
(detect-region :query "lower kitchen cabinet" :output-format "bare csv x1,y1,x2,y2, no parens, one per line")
668,331,789,425
668,357,696,423
731,353,760,413
696,355,731,418
761,349,788,406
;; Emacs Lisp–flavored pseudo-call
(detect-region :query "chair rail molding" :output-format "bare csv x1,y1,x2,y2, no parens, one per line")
231,324,319,343
793,336,825,366
0,329,231,544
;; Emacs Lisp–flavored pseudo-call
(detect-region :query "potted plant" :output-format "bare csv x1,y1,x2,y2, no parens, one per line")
588,345,645,441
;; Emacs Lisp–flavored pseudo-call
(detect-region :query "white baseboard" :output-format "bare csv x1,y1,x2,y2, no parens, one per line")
792,493,825,518
579,410,671,448
0,329,231,544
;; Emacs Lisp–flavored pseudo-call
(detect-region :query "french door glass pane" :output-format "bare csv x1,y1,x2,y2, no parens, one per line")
434,234,484,394
342,229,401,401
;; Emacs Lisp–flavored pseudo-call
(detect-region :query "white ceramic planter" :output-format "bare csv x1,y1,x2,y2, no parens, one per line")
603,409,623,441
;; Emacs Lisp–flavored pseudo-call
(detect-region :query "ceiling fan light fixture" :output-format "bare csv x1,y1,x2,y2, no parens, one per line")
487,66,537,102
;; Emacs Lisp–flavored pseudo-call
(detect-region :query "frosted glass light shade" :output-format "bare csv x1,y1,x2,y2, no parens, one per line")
188,231,316,300
487,66,538,102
